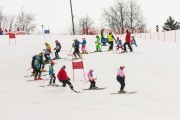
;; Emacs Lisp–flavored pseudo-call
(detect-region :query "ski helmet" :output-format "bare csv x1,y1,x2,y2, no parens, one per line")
120,66,125,69
51,61,55,65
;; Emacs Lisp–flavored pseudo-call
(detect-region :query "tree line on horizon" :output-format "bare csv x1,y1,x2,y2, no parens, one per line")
1,0,180,35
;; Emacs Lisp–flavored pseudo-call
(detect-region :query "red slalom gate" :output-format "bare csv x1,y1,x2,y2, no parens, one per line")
72,55,86,80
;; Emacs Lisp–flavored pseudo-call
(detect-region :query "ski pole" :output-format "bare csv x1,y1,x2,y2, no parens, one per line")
83,80,89,85
26,67,32,71
39,77,50,87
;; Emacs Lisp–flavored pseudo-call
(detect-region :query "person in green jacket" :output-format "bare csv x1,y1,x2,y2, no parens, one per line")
108,31,117,51
95,36,102,52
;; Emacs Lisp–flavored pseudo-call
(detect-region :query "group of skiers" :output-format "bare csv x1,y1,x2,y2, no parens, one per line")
95,29,138,53
29,29,137,93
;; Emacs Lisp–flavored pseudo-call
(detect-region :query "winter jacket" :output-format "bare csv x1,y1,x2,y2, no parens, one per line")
49,65,54,75
73,40,80,49
88,70,94,81
96,37,101,44
57,68,69,81
108,34,116,42
82,40,87,46
117,40,122,46
54,43,61,50
125,31,131,43
117,68,125,78
33,56,41,69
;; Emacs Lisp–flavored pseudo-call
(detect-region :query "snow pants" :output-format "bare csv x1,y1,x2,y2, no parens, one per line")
116,76,125,91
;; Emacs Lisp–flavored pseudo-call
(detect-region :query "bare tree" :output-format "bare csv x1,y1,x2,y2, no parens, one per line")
78,15,94,35
102,0,146,34
103,0,128,34
0,7,4,28
15,7,36,34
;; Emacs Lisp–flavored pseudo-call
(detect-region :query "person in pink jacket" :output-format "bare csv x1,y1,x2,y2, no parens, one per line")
87,69,97,89
116,66,126,93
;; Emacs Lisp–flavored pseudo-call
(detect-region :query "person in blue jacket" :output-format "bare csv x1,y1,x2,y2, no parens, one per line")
81,38,87,53
48,61,56,86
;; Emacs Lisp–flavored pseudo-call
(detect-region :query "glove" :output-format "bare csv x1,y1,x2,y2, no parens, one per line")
54,48,56,50
67,78,70,81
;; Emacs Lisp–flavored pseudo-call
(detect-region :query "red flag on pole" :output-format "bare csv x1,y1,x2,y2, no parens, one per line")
72,61,84,69
9,33,16,39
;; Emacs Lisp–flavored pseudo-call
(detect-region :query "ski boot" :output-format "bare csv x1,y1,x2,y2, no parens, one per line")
38,76,43,80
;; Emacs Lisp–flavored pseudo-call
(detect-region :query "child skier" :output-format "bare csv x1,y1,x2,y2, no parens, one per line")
131,36,138,47
116,66,126,93
87,69,97,89
57,65,74,90
48,61,56,86
72,39,81,59
95,36,102,52
81,38,87,53
53,40,61,59
44,42,52,63
33,55,43,80
116,37,124,51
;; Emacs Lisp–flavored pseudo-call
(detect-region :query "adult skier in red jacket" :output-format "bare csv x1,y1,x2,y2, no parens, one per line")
123,29,133,52
57,65,73,90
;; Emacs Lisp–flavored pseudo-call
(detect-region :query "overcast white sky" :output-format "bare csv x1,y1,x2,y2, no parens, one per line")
1,0,180,33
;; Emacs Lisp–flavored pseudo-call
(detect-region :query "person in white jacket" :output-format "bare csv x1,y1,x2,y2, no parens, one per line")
116,66,125,93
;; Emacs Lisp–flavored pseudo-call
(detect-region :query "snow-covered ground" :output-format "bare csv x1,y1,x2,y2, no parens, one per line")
0,35,180,120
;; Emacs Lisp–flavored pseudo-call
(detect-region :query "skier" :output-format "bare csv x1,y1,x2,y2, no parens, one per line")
31,52,45,75
57,65,74,90
108,31,117,51
53,40,61,59
101,29,107,46
72,38,81,59
39,52,46,72
33,55,43,80
48,61,56,86
116,37,124,51
95,35,102,52
44,42,52,63
87,69,97,89
156,25,159,32
81,38,87,54
123,29,133,52
131,36,138,47
116,66,126,93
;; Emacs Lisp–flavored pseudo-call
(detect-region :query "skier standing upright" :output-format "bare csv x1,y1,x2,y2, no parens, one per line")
87,69,97,89
53,40,61,59
72,39,81,59
95,36,102,52
116,66,126,93
123,29,133,52
108,31,117,51
48,61,56,86
81,38,87,53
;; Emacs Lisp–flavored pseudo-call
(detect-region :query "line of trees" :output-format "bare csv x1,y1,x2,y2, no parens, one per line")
0,7,36,34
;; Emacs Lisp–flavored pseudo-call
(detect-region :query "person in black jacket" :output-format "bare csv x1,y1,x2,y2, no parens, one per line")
53,40,61,59
72,39,81,59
